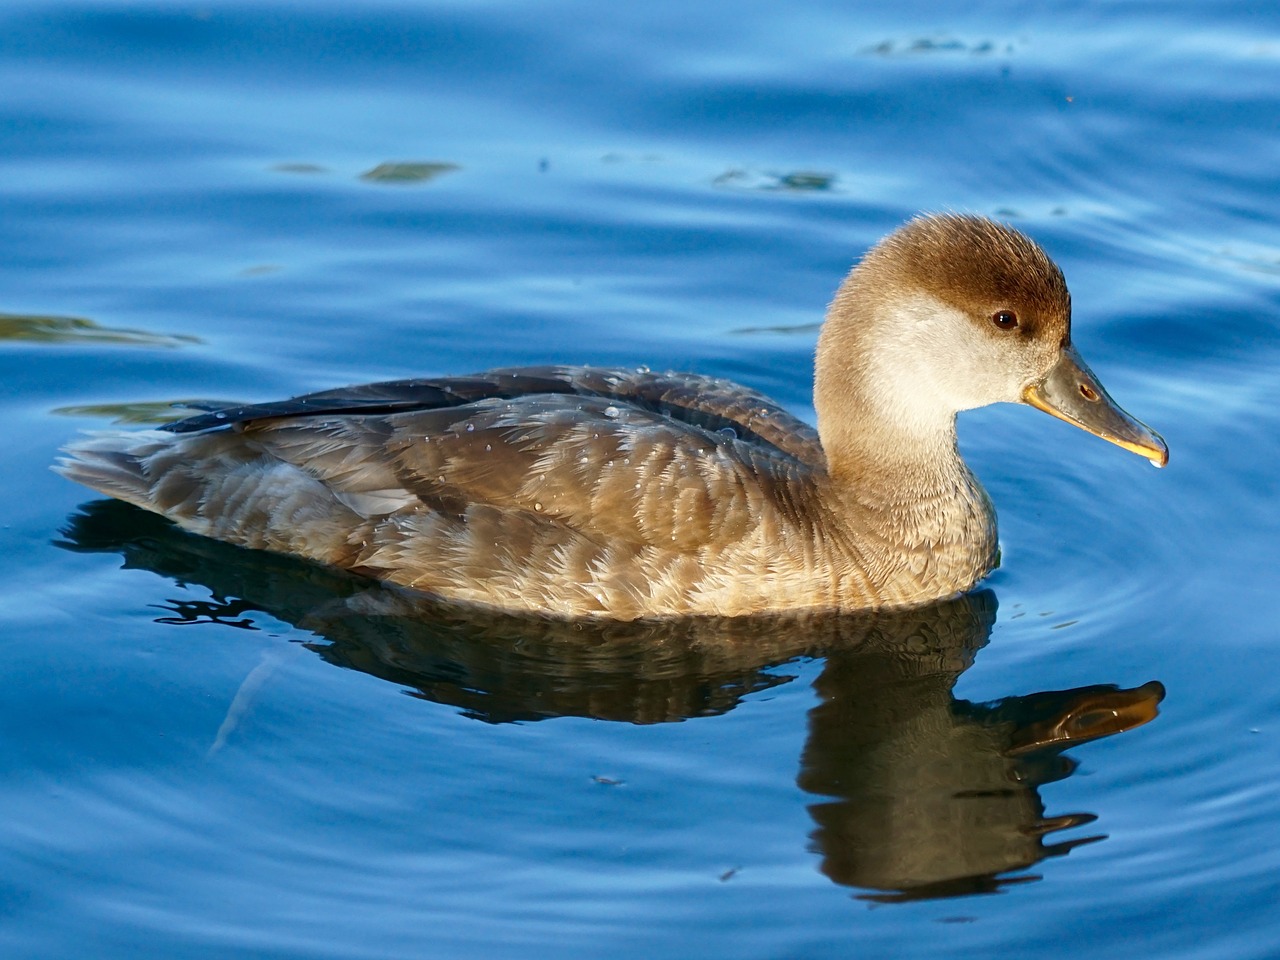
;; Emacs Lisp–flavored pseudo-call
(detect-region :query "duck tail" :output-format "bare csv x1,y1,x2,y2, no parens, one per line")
53,430,177,512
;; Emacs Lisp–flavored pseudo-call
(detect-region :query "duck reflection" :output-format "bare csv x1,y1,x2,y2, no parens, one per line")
59,500,1163,899
802,640,1162,901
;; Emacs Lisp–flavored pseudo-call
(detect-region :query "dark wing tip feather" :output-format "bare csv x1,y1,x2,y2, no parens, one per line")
158,366,822,468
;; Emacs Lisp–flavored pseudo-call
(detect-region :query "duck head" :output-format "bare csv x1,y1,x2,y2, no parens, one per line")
816,214,1167,469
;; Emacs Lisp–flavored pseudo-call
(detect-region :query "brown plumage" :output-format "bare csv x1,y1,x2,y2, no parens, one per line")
55,214,1167,620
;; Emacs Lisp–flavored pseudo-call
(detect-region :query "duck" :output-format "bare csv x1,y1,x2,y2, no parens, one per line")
56,214,1167,620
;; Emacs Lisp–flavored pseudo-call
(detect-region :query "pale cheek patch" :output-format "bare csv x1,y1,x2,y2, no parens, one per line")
870,295,1024,419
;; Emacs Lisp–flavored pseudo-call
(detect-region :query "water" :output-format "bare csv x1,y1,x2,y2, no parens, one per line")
2,1,1278,957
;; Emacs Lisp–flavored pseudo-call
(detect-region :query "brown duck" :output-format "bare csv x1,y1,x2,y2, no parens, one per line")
56,214,1167,619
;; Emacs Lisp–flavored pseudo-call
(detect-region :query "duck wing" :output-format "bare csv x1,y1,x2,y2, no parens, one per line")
163,365,824,469
241,389,818,555
60,368,829,615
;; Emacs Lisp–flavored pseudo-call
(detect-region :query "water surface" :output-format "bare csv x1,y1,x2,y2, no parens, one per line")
2,2,1278,957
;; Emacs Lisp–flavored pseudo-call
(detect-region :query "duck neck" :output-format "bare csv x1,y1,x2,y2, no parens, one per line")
814,374,997,604
814,317,975,503
817,406,974,510
813,314,993,549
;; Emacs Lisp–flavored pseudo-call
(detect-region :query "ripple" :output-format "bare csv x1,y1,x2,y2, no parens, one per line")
358,161,460,185
0,313,200,348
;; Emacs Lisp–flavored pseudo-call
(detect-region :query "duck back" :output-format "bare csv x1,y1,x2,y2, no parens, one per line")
58,366,857,619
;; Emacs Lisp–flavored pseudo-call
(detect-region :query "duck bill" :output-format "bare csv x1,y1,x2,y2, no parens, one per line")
1022,344,1169,467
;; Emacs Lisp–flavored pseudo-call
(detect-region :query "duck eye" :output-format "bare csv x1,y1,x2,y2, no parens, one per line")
991,310,1019,330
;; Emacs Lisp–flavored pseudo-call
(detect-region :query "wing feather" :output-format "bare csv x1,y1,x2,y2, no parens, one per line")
241,392,816,553
166,365,823,469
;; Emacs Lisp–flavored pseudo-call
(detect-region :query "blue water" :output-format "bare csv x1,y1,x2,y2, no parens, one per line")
3,1,1279,957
